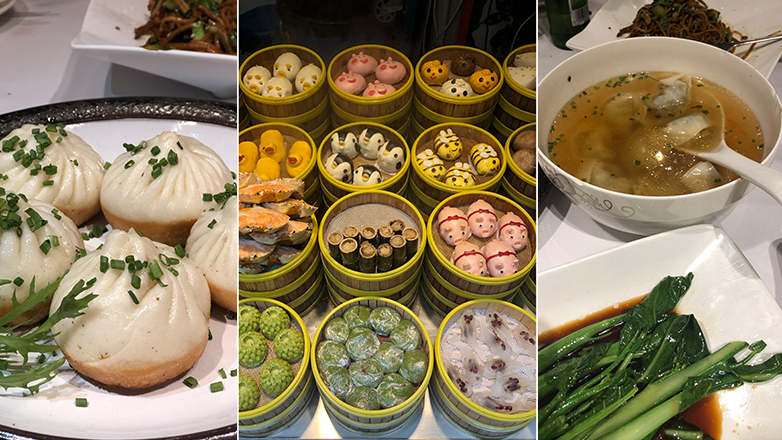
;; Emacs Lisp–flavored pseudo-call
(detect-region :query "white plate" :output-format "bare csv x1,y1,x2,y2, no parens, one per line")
0,0,15,17
539,224,782,439
566,0,782,78
0,99,238,440
71,0,237,98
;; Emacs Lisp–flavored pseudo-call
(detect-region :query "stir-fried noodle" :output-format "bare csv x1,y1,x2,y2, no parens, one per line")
135,0,237,55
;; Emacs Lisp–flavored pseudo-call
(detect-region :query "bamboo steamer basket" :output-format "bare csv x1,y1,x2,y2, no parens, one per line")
425,192,536,314
240,45,329,131
318,190,426,302
327,45,414,123
513,274,536,315
404,177,438,223
414,45,503,122
412,97,495,131
317,122,411,205
239,123,320,207
410,123,507,219
248,98,332,145
240,258,325,316
494,93,536,132
489,115,515,145
330,98,413,135
500,44,536,114
311,297,434,435
239,95,251,131
504,123,537,200
239,215,321,297
432,299,536,439
238,298,314,436
325,262,422,307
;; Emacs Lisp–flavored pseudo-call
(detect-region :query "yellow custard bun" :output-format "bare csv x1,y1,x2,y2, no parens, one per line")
100,131,233,246
186,194,238,312
50,228,211,389
0,192,84,325
0,124,105,226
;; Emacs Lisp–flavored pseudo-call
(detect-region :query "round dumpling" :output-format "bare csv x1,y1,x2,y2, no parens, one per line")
346,386,381,410
0,191,83,325
49,228,211,389
0,124,104,225
369,307,401,336
345,327,379,361
343,305,371,329
323,317,350,344
186,192,237,312
390,319,422,351
316,340,350,370
100,131,232,246
376,373,414,409
374,342,404,374
349,358,384,388
399,349,428,384
323,365,353,400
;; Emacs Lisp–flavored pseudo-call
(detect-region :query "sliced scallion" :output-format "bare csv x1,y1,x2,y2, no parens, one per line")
183,376,198,388
210,381,223,393
75,398,88,407
128,290,140,304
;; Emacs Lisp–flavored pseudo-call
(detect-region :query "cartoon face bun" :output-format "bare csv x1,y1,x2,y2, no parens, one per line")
273,52,303,79
0,124,105,226
440,78,473,98
186,193,238,312
335,72,367,95
50,229,211,389
100,131,233,247
262,77,293,98
0,192,83,325
295,63,322,93
347,52,378,76
375,57,407,84
244,65,271,94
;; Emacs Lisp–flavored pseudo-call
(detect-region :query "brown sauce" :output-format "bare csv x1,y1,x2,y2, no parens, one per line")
540,293,722,439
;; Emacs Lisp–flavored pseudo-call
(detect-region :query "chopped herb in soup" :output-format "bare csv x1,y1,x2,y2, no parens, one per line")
547,72,764,196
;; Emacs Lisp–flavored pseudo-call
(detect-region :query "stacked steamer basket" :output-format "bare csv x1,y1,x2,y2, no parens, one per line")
240,45,331,144
500,124,536,217
491,44,536,145
311,297,433,435
413,46,503,138
240,123,321,208
432,299,536,438
239,299,316,437
513,269,536,315
422,191,536,317
318,122,410,207
407,123,507,221
318,191,426,308
239,96,251,131
328,45,415,139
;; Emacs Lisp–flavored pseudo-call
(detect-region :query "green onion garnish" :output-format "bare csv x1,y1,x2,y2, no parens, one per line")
167,150,178,165
42,180,54,186
230,369,237,377
218,368,226,379
151,146,161,156
103,162,112,170
75,398,88,407
100,256,109,273
39,239,52,255
174,244,187,258
124,160,135,169
131,274,141,289
110,259,125,270
202,193,213,202
183,377,198,388
210,381,224,393
43,165,57,175
207,219,217,229
13,277,23,287
149,260,164,280
128,290,139,304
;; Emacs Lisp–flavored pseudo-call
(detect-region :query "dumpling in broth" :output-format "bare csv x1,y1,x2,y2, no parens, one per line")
681,161,723,193
650,73,691,110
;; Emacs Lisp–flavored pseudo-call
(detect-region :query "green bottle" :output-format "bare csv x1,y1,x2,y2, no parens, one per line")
545,0,590,49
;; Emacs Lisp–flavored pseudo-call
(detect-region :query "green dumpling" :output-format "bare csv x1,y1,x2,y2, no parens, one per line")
389,319,422,351
323,317,351,344
316,340,350,371
343,305,372,329
259,358,294,397
373,342,404,374
258,306,291,340
323,365,353,400
239,375,261,412
274,328,305,362
345,327,380,361
369,307,402,336
239,305,262,335
346,386,381,411
376,373,414,409
239,331,268,368
349,358,384,388
399,349,428,384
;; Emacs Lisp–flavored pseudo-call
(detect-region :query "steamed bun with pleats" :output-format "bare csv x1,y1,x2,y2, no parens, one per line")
186,192,238,312
0,124,105,225
0,191,84,325
100,131,232,246
50,228,211,389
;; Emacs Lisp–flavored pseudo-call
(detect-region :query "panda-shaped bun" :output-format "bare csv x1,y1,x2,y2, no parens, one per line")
50,228,211,389
324,152,353,184
353,164,383,186
358,128,386,160
0,191,83,325
0,124,105,226
186,193,238,312
100,131,232,247
376,141,406,174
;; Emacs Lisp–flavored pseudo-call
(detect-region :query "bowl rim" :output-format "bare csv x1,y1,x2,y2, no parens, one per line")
537,36,782,203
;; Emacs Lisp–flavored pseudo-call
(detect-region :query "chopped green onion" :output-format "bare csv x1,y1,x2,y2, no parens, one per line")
202,193,213,202
177,141,184,150
151,164,163,179
45,124,57,133
167,150,179,165
42,180,54,186
183,376,198,388
50,235,59,247
81,232,90,241
128,290,139,304
100,256,109,273
167,267,179,277
210,381,224,393
110,259,125,270
151,146,161,156
51,208,61,220
207,219,217,229
39,239,52,255
43,165,57,175
13,277,23,287
75,398,88,407
208,329,213,340
230,369,237,377
218,368,227,379
131,274,141,289
148,260,164,280
124,160,135,169
103,162,112,170
174,244,187,258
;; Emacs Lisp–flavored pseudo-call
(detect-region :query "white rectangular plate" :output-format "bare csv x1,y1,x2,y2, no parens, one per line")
0,107,237,439
71,0,237,97
539,224,782,439
566,0,782,78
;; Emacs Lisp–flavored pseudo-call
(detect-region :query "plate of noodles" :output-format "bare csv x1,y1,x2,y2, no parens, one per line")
565,0,782,78
71,0,237,97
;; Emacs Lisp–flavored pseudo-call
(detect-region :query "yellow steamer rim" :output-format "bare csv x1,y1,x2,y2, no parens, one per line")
503,123,536,201
239,44,328,117
317,190,427,295
317,122,411,203
327,44,415,117
411,123,507,206
238,298,313,433
239,122,319,205
501,44,536,113
427,191,537,293
311,297,434,430
414,45,504,116
434,299,537,436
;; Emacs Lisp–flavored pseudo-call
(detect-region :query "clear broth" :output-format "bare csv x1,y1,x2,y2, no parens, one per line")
547,72,764,196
